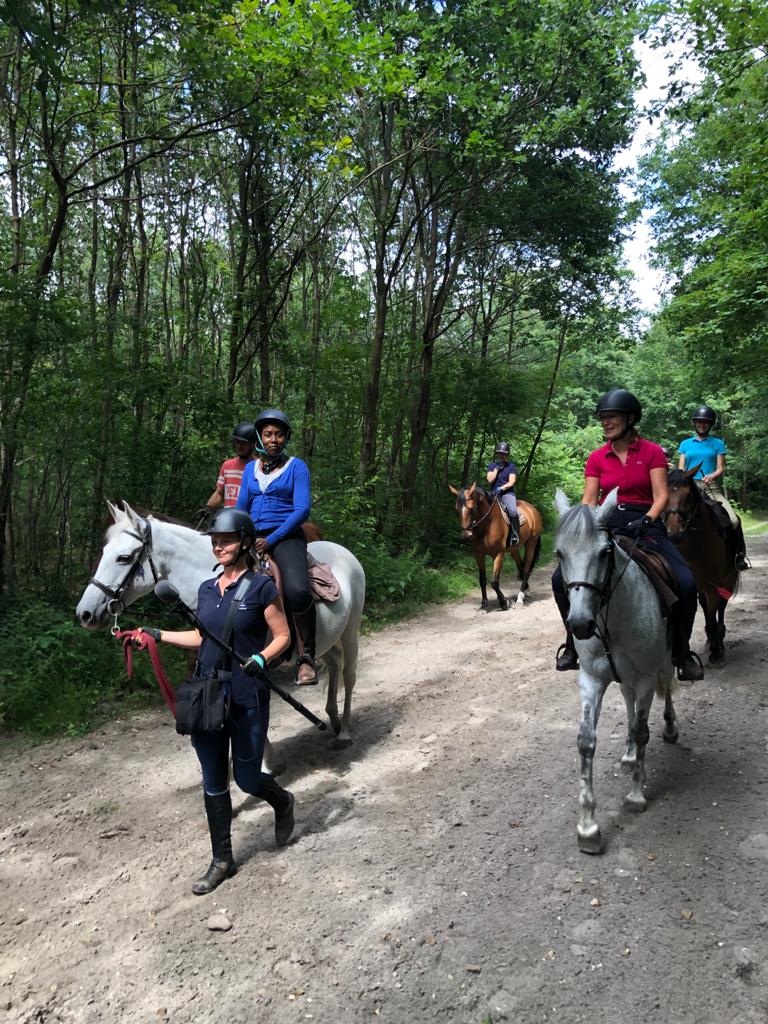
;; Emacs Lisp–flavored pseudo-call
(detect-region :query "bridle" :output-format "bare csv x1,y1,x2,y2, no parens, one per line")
459,490,499,533
89,519,160,631
662,482,698,538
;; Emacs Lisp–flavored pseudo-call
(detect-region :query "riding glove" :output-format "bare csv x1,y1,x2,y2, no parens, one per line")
624,515,652,538
138,626,161,642
242,653,267,677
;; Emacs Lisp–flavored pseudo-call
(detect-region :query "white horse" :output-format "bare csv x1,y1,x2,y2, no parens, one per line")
76,501,366,750
554,488,678,854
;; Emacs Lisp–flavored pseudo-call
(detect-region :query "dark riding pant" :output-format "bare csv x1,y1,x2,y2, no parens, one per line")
551,506,698,653
192,698,272,797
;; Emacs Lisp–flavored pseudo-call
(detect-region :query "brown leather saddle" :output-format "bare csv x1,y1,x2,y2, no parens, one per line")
614,536,678,615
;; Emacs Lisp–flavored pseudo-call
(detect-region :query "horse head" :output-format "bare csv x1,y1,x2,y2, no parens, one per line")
554,488,618,639
449,482,481,539
663,465,701,542
76,501,161,628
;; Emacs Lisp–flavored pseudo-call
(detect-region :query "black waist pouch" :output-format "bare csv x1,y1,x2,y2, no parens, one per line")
175,672,230,735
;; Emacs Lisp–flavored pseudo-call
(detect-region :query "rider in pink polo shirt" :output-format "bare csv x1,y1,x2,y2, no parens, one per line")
552,389,703,682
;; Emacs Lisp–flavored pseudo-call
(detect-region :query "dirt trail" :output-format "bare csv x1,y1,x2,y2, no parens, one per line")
2,539,768,1024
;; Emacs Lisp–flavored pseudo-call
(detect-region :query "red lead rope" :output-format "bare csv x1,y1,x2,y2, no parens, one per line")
114,629,176,717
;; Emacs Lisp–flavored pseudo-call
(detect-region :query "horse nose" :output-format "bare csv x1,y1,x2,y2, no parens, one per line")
570,618,596,640
79,609,92,624
461,529,472,541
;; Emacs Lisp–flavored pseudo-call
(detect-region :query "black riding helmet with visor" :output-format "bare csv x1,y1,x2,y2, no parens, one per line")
595,388,642,440
494,441,511,458
692,404,717,425
254,408,291,463
232,422,256,445
204,508,256,567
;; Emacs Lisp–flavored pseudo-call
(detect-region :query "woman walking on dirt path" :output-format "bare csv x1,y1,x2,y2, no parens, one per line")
138,507,294,895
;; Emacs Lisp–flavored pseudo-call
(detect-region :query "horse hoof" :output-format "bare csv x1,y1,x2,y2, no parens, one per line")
331,735,353,750
499,601,509,611
708,654,724,666
577,829,603,855
662,728,679,744
624,794,647,813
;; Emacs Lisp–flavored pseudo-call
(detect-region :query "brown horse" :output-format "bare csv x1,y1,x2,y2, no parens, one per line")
449,483,543,610
664,467,740,664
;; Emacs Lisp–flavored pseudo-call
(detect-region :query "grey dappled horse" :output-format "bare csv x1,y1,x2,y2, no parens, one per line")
76,501,366,749
554,488,678,854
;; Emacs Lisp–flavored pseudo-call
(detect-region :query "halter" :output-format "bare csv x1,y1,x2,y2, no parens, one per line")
89,519,160,630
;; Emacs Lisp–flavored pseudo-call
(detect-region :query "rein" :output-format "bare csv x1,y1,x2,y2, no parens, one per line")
113,629,176,716
463,492,499,532
89,520,160,631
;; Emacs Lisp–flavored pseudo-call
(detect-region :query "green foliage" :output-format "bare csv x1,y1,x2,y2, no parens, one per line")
0,598,186,736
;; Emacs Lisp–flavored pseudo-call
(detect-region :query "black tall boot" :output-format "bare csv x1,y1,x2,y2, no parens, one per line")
553,589,579,671
293,604,318,685
508,514,520,548
192,791,237,896
673,599,704,682
257,773,295,847
732,522,750,571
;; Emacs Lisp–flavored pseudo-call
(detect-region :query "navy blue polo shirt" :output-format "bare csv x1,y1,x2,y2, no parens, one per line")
487,460,517,490
196,572,278,707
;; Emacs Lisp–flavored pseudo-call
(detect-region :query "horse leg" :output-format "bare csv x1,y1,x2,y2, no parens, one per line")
702,589,725,664
336,621,361,749
323,641,343,739
662,684,678,744
620,687,637,765
576,676,606,854
509,547,525,605
475,550,489,610
624,696,652,813
490,550,508,610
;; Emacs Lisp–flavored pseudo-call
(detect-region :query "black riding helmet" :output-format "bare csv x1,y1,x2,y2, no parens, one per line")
232,422,256,445
204,508,256,566
203,507,256,540
495,441,511,456
595,388,642,425
254,408,292,440
692,404,716,424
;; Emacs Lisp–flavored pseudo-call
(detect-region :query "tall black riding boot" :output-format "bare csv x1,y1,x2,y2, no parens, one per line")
553,589,579,671
732,522,750,571
508,514,520,548
293,604,318,685
192,791,237,896
257,773,295,846
673,599,704,682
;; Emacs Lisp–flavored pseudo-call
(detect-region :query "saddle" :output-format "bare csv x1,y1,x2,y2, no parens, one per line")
702,494,733,535
614,536,678,616
497,502,526,530
260,551,341,605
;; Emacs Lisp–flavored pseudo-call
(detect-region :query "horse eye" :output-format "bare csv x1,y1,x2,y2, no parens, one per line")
599,546,611,558
554,549,561,560
116,554,133,564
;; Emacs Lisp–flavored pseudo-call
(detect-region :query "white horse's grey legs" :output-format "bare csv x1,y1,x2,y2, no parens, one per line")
624,699,652,812
323,642,343,738
577,676,606,854
620,687,638,765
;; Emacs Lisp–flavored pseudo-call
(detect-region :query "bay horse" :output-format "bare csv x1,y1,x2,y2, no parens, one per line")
449,483,542,609
555,488,679,854
76,501,366,749
664,467,739,664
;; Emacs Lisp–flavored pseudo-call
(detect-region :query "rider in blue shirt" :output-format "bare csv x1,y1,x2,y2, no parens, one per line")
486,441,519,545
237,409,319,683
678,404,749,571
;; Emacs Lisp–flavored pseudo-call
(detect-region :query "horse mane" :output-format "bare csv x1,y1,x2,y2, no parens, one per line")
101,505,194,537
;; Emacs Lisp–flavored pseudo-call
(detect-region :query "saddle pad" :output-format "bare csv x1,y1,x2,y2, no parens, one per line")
498,503,526,529
702,495,732,534
614,536,679,614
261,553,341,604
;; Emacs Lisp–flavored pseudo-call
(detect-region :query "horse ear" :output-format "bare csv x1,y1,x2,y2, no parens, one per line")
122,501,144,529
554,488,571,518
467,482,476,496
596,487,619,526
105,499,123,522
686,463,702,480
448,485,459,495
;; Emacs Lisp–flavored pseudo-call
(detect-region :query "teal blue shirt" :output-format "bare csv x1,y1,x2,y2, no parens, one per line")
678,435,726,478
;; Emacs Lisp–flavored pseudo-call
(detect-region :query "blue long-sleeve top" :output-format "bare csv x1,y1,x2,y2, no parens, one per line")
236,455,311,548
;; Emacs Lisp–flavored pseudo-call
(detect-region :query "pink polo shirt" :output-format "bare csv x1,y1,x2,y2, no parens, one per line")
216,456,252,507
585,436,667,506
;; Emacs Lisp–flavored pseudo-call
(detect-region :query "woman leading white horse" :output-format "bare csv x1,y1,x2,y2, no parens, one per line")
76,501,365,748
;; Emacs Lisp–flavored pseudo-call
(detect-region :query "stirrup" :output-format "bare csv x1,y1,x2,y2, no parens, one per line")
294,654,318,686
191,858,237,896
555,642,579,671
676,651,704,682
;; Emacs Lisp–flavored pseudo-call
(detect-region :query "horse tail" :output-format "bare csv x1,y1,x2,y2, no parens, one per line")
530,534,542,572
